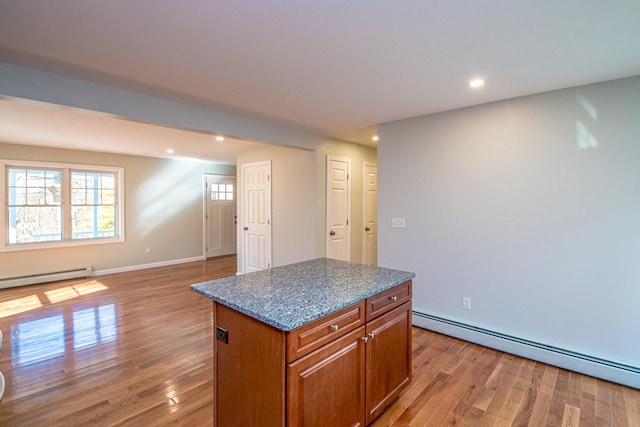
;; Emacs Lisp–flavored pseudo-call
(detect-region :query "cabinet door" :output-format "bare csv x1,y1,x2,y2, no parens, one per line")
365,301,412,424
287,326,366,427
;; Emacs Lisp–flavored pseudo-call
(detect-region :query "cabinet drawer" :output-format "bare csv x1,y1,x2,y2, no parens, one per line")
286,301,365,363
366,280,412,321
287,326,366,427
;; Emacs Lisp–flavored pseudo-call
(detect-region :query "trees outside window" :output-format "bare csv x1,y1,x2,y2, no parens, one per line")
2,161,124,250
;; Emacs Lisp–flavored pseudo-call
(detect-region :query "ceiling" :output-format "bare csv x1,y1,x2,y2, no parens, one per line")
1,1,640,162
0,97,264,163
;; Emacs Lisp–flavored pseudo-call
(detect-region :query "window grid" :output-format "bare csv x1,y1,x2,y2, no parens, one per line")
8,168,63,243
3,161,124,250
211,183,234,201
71,171,117,240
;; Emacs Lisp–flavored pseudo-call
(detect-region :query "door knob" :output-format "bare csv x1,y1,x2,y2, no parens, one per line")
329,231,336,236
365,227,370,232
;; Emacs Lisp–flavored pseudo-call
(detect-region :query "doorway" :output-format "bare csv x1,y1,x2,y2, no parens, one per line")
362,162,377,266
241,161,272,273
326,155,351,261
204,174,237,258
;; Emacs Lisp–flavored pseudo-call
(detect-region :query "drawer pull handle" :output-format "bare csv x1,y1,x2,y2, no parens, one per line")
330,324,339,332
389,296,398,302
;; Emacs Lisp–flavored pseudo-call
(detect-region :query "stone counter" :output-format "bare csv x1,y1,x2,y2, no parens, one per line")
190,257,415,331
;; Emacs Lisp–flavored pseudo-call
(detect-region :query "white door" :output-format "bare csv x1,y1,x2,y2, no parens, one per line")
205,175,237,258
326,156,350,261
242,161,271,273
362,162,377,266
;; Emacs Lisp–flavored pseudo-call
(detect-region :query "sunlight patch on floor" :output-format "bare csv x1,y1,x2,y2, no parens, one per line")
0,280,109,318
44,280,109,304
0,294,43,318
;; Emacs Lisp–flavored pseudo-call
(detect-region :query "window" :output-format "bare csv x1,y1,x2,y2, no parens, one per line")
211,183,234,201
2,160,124,251
8,167,62,243
71,171,117,239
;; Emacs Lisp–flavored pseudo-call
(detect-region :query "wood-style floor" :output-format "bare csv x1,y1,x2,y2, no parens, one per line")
0,256,638,426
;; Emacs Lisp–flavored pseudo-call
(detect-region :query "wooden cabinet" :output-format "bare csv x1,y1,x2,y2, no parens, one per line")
365,302,412,424
213,280,412,427
214,303,286,427
288,326,367,427
286,301,366,363
288,281,412,426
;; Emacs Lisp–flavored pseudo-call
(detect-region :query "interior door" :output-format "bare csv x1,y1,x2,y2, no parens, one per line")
205,175,237,258
362,162,377,266
326,156,350,261
242,161,271,273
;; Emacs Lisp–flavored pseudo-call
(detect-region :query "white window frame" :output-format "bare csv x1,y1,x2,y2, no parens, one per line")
1,159,125,252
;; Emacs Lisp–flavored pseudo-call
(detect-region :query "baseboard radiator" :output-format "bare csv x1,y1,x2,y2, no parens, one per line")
0,267,93,289
413,311,640,389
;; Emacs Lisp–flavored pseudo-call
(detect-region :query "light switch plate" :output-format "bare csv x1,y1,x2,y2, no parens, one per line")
392,218,406,228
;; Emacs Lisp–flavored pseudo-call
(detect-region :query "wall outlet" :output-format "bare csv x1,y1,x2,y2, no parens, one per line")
392,218,406,228
462,297,471,310
146,246,151,254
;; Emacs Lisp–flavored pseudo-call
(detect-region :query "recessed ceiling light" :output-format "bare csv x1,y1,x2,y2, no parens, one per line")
166,148,174,154
216,136,225,141
372,135,379,141
467,79,485,88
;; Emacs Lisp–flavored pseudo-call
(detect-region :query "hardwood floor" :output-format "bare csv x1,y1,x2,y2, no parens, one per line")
0,256,638,426
0,256,236,426
370,328,640,427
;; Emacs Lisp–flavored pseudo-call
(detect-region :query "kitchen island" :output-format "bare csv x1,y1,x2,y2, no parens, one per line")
191,258,415,427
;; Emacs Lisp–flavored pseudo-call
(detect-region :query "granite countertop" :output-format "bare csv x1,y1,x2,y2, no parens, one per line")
190,258,415,331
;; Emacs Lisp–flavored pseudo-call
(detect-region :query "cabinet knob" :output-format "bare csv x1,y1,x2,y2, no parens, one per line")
361,336,368,343
329,230,336,236
368,332,375,339
330,324,339,332
389,296,398,302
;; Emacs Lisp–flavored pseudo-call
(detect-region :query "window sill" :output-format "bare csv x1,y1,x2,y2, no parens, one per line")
1,236,125,252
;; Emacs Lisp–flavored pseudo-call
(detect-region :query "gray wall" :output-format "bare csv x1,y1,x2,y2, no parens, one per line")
0,62,329,151
378,76,640,371
0,142,235,277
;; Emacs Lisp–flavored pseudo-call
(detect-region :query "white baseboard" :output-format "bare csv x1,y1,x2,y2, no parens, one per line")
93,256,205,276
413,311,640,389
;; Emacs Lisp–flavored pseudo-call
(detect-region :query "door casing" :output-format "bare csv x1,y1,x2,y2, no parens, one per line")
240,160,272,273
326,155,351,261
362,162,377,266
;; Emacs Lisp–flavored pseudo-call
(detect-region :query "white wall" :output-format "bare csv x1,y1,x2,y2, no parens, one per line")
378,76,640,373
0,142,235,277
237,144,317,270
